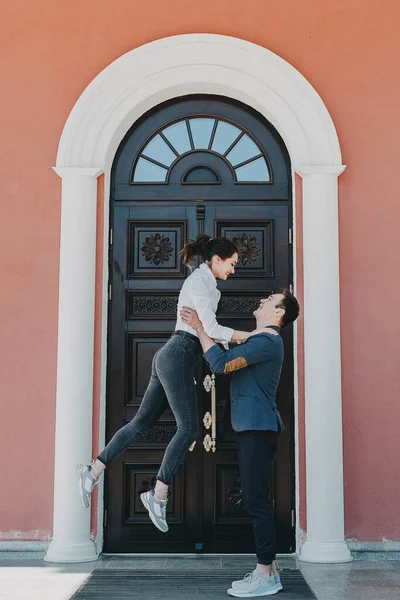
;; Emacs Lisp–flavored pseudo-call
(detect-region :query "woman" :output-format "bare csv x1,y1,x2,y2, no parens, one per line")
78,234,254,532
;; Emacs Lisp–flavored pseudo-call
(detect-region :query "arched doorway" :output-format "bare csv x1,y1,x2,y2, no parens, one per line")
105,96,294,553
45,34,351,565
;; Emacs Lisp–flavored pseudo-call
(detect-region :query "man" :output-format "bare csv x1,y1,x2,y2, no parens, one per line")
180,290,299,598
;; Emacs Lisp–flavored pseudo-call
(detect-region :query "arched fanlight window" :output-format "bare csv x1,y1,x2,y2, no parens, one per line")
131,117,271,184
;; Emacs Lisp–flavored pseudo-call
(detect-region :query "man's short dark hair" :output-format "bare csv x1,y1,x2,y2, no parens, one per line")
277,289,300,328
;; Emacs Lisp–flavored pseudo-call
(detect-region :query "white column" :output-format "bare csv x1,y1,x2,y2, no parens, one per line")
297,166,352,563
45,167,103,563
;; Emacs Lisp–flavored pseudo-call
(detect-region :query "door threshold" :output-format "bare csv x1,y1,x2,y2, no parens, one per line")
101,552,296,557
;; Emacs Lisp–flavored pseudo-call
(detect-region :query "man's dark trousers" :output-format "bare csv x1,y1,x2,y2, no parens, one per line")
235,433,276,565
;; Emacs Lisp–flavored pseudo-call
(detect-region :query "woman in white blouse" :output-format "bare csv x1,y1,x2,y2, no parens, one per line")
78,234,253,531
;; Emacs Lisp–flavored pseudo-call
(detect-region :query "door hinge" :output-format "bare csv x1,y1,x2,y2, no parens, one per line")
109,228,113,246
291,509,295,528
288,228,293,245
289,283,294,294
104,509,108,528
108,283,112,301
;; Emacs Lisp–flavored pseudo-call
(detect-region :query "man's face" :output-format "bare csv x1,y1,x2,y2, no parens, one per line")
253,293,285,320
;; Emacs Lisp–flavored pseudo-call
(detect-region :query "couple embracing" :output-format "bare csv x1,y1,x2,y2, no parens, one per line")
78,233,299,598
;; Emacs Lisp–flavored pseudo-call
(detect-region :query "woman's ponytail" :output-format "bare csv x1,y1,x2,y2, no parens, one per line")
180,234,238,267
180,234,211,267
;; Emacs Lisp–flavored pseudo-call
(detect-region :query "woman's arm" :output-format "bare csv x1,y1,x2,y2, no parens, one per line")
186,277,253,344
180,303,254,344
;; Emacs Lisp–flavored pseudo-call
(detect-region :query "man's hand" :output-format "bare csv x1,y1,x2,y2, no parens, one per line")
180,306,216,353
180,306,203,331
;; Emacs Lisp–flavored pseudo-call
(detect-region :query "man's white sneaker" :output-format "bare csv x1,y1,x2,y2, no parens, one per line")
227,569,280,597
140,490,169,533
272,570,282,591
77,464,99,508
232,569,282,592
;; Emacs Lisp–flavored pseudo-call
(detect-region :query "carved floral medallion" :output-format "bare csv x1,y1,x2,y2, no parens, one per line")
233,233,261,266
141,233,173,266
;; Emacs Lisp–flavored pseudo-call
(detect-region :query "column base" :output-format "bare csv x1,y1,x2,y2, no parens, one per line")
299,540,353,563
44,540,98,563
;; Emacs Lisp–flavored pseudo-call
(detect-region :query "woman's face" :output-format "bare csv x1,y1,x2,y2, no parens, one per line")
210,252,239,280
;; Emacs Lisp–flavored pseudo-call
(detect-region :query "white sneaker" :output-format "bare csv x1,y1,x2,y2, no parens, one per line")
140,490,169,532
227,569,280,597
77,464,99,508
232,569,282,592
272,570,282,591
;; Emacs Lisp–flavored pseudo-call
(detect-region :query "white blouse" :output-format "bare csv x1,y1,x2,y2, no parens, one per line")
175,263,234,345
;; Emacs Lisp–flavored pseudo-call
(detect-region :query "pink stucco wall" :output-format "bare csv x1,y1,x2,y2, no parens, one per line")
1,0,399,542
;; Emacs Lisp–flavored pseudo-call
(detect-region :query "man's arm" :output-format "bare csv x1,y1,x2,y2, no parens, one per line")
203,334,277,374
189,319,278,375
196,324,218,354
179,305,217,352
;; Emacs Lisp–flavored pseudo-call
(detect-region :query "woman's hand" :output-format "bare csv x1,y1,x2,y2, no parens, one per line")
180,306,204,331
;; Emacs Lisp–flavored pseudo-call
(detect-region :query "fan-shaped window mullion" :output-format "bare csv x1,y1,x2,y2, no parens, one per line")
186,119,195,150
211,121,242,154
159,131,179,158
232,153,264,170
133,157,168,182
226,134,261,165
140,155,170,170
162,121,191,154
223,131,245,158
189,118,215,149
208,119,218,150
235,157,270,182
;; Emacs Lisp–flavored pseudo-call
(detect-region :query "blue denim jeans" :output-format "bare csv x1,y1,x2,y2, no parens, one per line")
98,332,201,484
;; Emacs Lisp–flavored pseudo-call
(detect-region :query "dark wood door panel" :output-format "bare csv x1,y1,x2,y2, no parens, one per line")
126,334,169,409
127,220,187,280
106,202,294,553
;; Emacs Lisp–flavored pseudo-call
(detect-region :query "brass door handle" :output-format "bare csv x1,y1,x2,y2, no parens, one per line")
203,434,212,452
203,412,212,429
203,374,216,452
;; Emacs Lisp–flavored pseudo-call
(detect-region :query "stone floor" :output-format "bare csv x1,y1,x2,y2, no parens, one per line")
0,554,399,600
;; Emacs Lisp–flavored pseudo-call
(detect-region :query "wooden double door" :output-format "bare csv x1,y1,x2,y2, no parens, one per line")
105,97,294,554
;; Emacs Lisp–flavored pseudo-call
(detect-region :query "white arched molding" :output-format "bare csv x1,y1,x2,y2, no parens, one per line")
46,34,351,564
57,34,341,169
